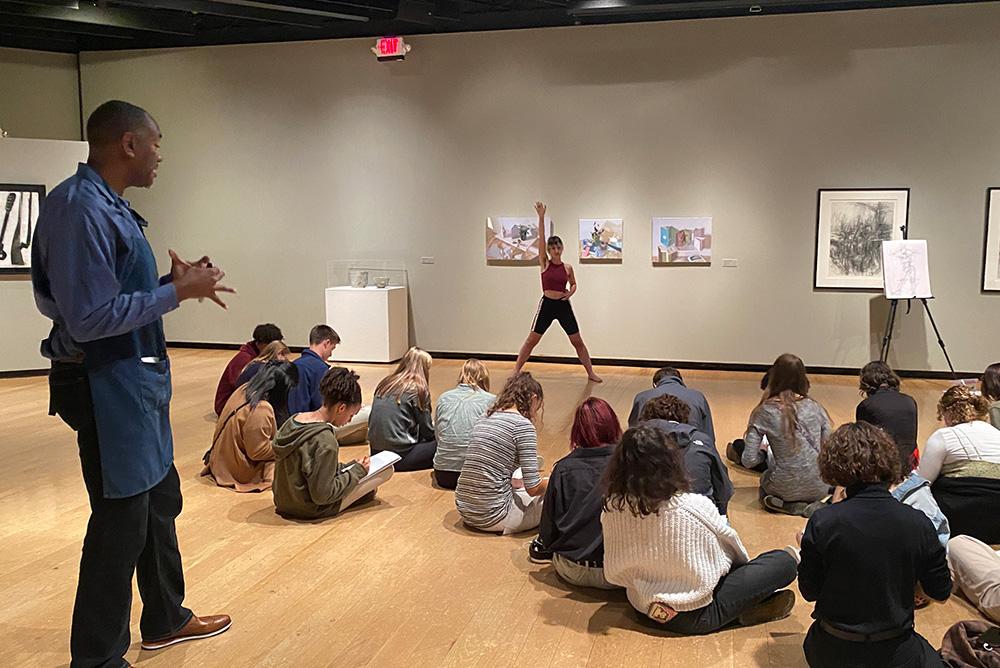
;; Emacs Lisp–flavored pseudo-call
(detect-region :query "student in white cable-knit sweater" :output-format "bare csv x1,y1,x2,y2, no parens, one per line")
601,425,799,633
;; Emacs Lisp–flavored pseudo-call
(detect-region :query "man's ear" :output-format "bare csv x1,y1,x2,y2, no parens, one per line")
121,132,137,158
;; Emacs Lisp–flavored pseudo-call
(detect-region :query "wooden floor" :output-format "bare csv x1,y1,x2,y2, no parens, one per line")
0,350,988,667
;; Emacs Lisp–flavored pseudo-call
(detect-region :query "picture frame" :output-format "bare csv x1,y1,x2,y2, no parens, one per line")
650,217,712,266
579,218,623,263
814,188,909,290
983,188,1000,292
485,216,553,266
0,184,45,275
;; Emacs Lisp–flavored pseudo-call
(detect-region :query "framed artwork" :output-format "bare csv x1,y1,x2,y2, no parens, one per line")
485,216,552,265
983,188,1000,292
651,217,712,265
0,184,45,275
579,218,623,262
814,188,909,290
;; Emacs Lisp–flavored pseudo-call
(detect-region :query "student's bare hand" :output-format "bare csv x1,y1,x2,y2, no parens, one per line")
174,264,235,309
357,456,371,472
534,201,546,217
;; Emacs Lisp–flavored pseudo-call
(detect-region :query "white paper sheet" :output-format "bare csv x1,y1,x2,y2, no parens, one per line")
882,240,932,299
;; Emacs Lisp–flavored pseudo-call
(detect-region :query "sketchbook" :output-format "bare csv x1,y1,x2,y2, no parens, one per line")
358,450,401,482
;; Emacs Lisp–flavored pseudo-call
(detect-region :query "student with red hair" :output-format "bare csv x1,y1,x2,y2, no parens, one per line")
530,397,623,589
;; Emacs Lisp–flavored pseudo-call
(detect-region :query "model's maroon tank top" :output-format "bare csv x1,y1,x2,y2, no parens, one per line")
541,262,568,292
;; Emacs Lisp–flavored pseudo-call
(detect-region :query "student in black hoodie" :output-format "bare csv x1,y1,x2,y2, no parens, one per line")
640,394,734,516
529,398,622,589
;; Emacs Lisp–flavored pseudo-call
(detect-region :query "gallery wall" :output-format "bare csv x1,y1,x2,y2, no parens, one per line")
76,5,1000,372
0,48,80,140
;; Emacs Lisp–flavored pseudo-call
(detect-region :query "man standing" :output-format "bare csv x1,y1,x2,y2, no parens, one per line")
32,100,232,668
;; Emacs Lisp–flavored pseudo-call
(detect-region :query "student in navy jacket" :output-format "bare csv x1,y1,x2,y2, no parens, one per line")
627,367,715,442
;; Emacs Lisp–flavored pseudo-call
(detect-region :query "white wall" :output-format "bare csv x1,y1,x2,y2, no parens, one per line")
0,139,90,373
0,48,80,140
78,5,1000,372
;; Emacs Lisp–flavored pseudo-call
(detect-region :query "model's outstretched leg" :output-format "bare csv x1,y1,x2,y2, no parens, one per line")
569,333,602,383
514,332,543,375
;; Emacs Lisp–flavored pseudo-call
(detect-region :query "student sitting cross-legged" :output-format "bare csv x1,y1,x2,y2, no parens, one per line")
456,372,547,534
234,340,292,389
856,361,920,473
602,425,799,634
432,359,496,489
529,397,623,590
273,367,394,520
203,360,298,492
799,422,952,668
369,347,437,472
639,394,734,516
741,353,831,517
627,366,715,441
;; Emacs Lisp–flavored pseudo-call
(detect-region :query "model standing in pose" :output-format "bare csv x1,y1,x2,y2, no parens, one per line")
513,201,602,383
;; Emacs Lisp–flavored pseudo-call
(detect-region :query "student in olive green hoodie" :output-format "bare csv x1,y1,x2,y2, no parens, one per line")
273,367,393,519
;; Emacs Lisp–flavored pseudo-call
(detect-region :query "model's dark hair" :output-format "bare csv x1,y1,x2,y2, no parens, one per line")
546,235,563,248
639,394,691,424
652,367,683,385
309,324,341,346
982,363,1000,403
571,398,622,449
488,372,543,420
937,385,990,425
760,368,771,391
819,421,900,487
86,100,156,147
859,360,901,396
603,425,689,517
245,360,299,427
252,323,283,346
757,353,812,448
319,367,362,408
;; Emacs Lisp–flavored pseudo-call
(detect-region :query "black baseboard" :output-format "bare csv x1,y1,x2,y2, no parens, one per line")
165,341,978,381
0,368,49,379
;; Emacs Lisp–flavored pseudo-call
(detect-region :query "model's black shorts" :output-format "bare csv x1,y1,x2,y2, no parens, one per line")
532,297,579,336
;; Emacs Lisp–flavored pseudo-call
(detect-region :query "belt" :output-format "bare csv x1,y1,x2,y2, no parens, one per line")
819,620,912,643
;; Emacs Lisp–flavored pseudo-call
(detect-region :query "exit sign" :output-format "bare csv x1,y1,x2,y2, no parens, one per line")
372,36,410,62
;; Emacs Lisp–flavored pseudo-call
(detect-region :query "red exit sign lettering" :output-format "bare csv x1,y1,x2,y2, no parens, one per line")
372,36,411,62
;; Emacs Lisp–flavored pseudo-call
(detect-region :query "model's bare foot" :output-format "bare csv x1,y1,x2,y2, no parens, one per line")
588,374,603,383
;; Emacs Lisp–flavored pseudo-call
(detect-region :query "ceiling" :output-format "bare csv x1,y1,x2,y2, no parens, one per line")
0,0,991,53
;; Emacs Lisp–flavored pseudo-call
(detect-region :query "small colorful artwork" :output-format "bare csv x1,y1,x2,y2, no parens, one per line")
651,217,712,265
579,219,623,262
486,216,553,265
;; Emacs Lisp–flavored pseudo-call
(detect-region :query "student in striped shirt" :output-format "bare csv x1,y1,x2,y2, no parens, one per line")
456,372,547,534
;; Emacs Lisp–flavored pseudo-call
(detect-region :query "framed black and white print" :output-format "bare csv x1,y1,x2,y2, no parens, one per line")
983,189,1000,292
0,184,45,275
814,188,909,290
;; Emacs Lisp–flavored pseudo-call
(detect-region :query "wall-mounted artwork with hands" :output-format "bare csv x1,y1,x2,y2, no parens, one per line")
486,216,553,266
651,217,712,265
0,184,45,275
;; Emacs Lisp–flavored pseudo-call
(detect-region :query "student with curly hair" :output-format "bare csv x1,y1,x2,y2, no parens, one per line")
530,397,622,589
456,372,547,533
980,362,1000,429
920,385,1000,543
639,394,733,515
601,425,798,634
799,422,951,668
273,367,394,519
740,354,832,517
855,361,919,474
369,347,436,472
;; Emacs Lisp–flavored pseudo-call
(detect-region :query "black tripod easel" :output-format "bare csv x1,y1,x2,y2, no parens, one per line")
877,226,956,378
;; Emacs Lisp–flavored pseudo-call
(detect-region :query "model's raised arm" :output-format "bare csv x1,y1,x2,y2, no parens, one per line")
534,201,548,270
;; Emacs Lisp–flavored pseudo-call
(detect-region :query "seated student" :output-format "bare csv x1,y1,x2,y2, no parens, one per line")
432,359,496,489
725,369,771,473
639,395,734,516
799,422,951,668
602,425,798,634
203,361,298,492
627,367,715,441
287,324,369,445
947,534,1000,624
919,385,1000,544
235,340,292,389
741,353,831,517
273,367,394,520
981,362,1000,430
456,372,547,533
214,322,283,415
369,347,436,472
529,397,622,590
856,361,919,471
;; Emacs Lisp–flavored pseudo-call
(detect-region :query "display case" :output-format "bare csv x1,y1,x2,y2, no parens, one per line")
325,260,409,363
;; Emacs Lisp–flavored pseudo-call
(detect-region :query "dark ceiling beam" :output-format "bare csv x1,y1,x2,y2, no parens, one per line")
206,0,371,20
0,1,196,34
0,13,139,38
4,0,80,8
114,0,339,27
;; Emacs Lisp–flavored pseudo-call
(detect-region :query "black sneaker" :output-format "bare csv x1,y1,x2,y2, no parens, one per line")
528,538,552,564
737,590,795,627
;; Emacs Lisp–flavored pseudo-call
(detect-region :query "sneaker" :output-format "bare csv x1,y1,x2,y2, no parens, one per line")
528,538,552,564
762,495,812,517
726,441,741,465
737,590,795,627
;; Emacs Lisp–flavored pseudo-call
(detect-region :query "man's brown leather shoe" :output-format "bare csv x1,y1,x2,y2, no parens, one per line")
141,614,232,651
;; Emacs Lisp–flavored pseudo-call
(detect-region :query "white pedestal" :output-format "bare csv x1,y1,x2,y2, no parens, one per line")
324,286,409,363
